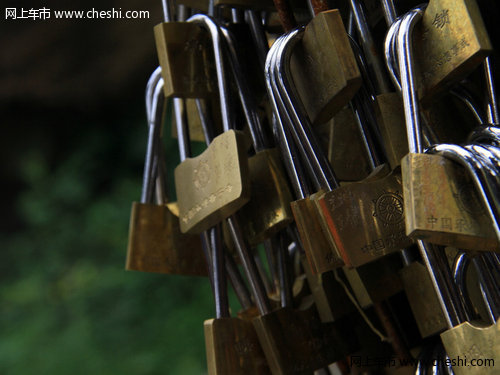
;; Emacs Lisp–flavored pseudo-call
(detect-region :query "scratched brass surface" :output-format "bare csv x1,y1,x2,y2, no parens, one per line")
440,320,500,375
415,0,492,104
204,317,271,375
401,153,499,251
154,22,214,98
175,130,250,234
126,202,207,276
290,10,361,124
317,167,413,268
291,193,344,275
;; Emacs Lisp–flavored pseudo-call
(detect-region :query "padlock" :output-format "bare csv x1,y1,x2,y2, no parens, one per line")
265,29,345,274
154,18,214,98
219,27,294,245
317,165,413,268
414,0,493,104
389,6,500,251
248,225,357,374
202,214,271,375
392,10,500,373
289,9,361,125
126,74,206,276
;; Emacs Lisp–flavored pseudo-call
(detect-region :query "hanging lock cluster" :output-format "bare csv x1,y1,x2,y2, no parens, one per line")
126,0,500,374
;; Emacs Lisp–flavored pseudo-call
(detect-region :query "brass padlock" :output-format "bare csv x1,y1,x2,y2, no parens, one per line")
205,317,271,375
154,21,214,98
171,98,222,143
415,0,493,104
402,153,499,251
392,7,499,252
316,165,414,268
175,129,251,234
218,28,294,245
291,191,344,274
289,10,361,124
126,76,206,276
253,304,358,375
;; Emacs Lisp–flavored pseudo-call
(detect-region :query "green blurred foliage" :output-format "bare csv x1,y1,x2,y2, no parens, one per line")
0,107,217,374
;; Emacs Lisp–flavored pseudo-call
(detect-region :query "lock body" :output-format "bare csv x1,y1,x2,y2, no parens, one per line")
204,317,271,375
415,0,492,104
126,202,207,276
401,153,499,251
290,10,361,124
317,167,414,268
154,22,214,98
175,130,251,234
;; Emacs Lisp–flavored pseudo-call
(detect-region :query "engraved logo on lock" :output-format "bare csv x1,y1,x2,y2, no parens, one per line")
372,191,404,226
193,160,210,189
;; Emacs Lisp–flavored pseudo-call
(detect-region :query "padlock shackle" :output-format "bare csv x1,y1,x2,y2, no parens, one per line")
161,0,174,23
145,66,163,123
275,28,340,191
484,56,499,124
188,14,235,133
348,0,390,94
141,78,166,204
450,85,486,126
452,252,476,322
473,255,500,324
380,0,398,26
384,16,402,92
265,33,311,199
219,25,268,152
397,7,425,154
468,126,500,145
418,241,469,328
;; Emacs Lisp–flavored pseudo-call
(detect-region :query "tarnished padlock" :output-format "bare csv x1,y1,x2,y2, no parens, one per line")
289,10,361,124
154,19,214,98
391,6,499,251
203,219,271,375
126,74,206,276
219,27,294,245
266,28,345,273
414,0,493,104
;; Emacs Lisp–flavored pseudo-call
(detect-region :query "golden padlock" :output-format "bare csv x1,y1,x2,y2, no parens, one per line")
316,166,414,268
440,320,500,375
415,0,493,104
154,21,214,98
401,153,499,251
289,10,361,124
174,129,251,234
204,317,271,375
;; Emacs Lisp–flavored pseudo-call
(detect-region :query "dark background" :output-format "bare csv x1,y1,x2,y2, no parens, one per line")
1,1,214,373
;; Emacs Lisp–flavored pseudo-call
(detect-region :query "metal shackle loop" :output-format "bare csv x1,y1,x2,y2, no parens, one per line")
188,14,234,134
